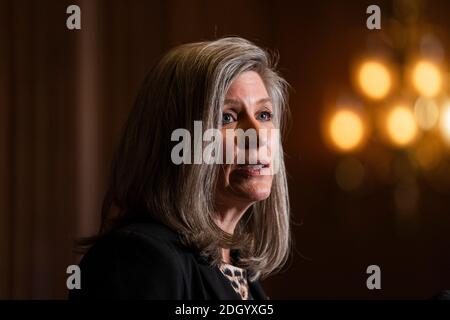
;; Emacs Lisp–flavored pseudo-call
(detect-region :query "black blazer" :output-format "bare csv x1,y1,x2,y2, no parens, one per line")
69,219,268,300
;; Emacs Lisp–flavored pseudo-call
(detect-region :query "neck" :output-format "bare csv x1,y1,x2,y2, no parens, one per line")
214,202,252,234
221,248,232,264
214,201,253,264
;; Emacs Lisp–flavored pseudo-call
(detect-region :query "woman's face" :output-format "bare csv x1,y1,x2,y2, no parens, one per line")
216,71,275,206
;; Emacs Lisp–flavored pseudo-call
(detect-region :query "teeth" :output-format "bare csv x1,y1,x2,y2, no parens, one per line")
240,164,264,169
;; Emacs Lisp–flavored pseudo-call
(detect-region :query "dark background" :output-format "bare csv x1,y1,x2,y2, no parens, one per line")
1,0,450,299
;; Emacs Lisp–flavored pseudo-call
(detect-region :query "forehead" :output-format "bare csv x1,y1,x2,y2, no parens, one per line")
225,71,270,100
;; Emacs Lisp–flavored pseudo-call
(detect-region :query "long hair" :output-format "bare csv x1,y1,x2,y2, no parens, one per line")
93,37,291,280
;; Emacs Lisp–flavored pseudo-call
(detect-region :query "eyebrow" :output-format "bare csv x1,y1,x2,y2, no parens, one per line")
223,97,272,106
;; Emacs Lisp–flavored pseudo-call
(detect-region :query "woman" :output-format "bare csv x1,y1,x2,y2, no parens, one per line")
69,37,291,300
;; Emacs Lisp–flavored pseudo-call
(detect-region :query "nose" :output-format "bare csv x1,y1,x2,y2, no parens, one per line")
235,114,268,149
239,113,261,131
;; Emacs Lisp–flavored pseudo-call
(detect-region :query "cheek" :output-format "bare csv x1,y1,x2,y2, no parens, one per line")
221,128,235,161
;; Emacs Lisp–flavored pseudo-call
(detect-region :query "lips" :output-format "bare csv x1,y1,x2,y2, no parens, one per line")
234,161,271,176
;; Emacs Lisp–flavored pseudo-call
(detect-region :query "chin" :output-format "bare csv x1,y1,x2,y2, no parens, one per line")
234,182,272,202
247,191,271,202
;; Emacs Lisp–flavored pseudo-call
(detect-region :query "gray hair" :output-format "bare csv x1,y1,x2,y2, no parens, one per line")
102,37,291,281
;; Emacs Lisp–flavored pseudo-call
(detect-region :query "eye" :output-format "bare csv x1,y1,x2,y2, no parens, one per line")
222,112,235,125
256,111,273,121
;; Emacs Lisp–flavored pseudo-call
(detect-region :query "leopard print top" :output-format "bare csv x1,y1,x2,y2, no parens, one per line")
219,263,251,300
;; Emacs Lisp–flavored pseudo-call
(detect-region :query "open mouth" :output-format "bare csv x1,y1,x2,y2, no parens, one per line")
234,161,271,176
237,163,270,169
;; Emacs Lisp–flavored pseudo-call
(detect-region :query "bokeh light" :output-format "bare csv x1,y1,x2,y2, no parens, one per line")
414,97,439,130
412,61,442,97
329,109,365,152
386,106,418,146
357,61,392,100
440,102,450,144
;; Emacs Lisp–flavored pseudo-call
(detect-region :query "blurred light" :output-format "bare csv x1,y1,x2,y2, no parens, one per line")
386,106,418,146
357,61,391,99
329,109,364,151
335,157,365,191
420,34,445,63
414,97,439,130
412,61,442,97
440,102,450,144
